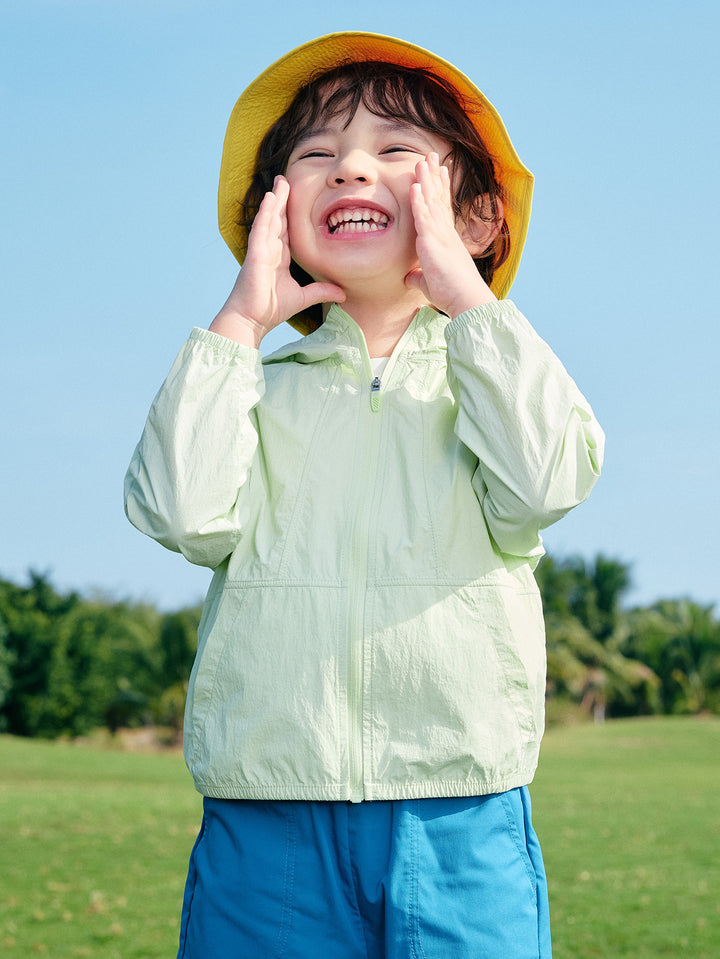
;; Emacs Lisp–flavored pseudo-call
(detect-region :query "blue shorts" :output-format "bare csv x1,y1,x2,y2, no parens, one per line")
177,787,552,958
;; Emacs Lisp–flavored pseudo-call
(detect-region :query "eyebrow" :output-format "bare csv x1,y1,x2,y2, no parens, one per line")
292,126,333,148
371,118,425,135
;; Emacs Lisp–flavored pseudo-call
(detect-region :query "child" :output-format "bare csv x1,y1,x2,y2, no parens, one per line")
125,31,604,959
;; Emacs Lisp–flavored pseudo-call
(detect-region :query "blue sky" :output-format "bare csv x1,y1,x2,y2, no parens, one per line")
1,0,718,611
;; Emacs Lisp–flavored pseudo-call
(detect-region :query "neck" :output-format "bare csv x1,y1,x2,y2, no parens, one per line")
330,287,431,357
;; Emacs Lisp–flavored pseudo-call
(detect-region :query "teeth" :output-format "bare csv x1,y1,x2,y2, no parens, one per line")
327,208,389,233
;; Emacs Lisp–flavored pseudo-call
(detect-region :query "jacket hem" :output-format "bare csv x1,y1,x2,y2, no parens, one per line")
192,767,538,802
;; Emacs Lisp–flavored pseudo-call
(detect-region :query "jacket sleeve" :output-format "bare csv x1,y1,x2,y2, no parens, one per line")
444,300,604,564
124,327,265,568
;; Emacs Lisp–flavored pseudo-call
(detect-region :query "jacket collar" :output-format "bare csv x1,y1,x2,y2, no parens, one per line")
263,303,447,368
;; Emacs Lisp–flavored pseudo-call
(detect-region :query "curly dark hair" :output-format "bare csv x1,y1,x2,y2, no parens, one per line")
239,60,510,328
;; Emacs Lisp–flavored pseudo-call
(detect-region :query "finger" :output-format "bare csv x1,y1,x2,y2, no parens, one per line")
413,156,431,194
300,282,347,309
416,152,440,186
270,176,293,261
267,201,288,267
246,181,290,268
272,174,290,206
252,177,289,231
248,188,283,247
426,152,450,181
409,180,427,216
425,155,453,212
410,177,448,237
435,158,452,202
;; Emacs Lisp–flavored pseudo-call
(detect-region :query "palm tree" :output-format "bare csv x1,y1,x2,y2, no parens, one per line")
624,600,720,714
538,555,657,722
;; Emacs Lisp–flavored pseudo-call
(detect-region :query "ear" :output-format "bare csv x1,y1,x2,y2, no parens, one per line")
456,196,504,257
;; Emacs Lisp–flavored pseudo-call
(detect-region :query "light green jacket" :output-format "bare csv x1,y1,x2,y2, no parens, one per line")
125,301,604,802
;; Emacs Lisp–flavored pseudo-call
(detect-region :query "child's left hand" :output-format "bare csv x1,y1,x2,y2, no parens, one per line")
405,153,496,317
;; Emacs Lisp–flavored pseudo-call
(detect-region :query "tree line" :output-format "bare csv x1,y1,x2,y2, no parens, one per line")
1,557,718,740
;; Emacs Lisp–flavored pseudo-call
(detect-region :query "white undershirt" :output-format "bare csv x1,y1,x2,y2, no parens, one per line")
370,357,390,378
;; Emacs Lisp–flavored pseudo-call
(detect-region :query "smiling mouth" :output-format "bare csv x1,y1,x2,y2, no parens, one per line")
326,208,390,235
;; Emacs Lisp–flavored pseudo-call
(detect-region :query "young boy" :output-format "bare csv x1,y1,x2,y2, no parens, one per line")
125,32,604,958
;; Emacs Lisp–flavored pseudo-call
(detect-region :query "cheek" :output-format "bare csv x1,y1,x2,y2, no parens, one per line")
285,204,324,279
394,167,419,197
285,177,319,233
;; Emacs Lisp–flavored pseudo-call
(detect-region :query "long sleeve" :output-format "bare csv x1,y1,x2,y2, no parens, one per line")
444,301,604,564
124,327,265,568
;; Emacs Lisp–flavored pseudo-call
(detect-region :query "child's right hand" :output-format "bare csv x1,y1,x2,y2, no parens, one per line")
209,177,345,347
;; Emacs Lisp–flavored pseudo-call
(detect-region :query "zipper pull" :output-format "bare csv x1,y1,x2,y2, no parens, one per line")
370,376,381,393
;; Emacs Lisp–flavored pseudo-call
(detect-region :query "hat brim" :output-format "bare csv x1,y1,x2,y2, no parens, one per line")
218,32,533,333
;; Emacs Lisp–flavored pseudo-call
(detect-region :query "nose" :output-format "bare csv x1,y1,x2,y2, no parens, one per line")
327,150,377,186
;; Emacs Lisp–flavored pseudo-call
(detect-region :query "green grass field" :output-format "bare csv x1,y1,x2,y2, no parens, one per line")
1,717,718,957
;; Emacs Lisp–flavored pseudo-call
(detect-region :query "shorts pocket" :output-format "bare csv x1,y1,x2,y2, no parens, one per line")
178,799,297,959
499,788,540,899
406,792,544,958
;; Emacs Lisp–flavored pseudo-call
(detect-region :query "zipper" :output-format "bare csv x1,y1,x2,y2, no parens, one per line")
345,357,388,801
346,323,414,798
370,376,382,412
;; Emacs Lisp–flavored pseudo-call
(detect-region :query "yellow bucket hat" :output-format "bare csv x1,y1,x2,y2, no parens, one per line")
218,31,533,330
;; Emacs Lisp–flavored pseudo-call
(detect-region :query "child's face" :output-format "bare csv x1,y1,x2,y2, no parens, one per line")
284,103,452,292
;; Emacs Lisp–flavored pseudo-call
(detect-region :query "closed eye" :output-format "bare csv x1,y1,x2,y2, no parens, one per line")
381,145,423,155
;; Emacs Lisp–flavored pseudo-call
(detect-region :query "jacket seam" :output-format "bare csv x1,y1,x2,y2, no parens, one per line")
220,578,538,590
